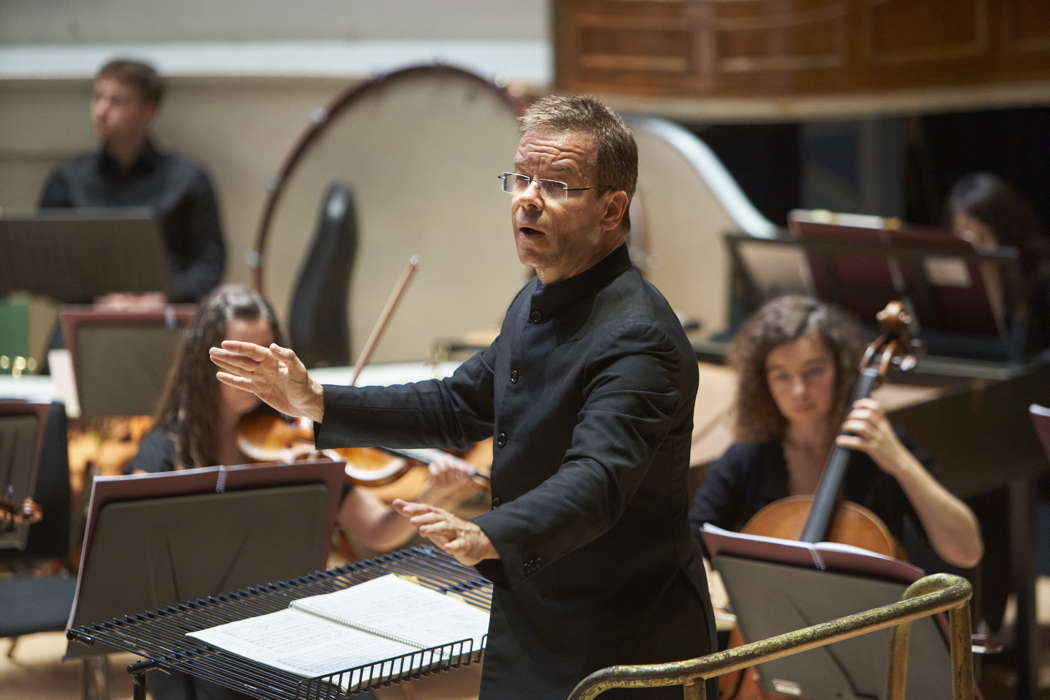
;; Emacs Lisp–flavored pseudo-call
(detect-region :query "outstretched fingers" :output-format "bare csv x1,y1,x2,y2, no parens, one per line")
210,348,262,375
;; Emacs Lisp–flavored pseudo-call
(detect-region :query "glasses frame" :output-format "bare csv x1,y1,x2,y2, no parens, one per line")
497,172,603,200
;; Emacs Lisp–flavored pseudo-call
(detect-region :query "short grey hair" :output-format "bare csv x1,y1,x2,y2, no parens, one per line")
520,94,637,230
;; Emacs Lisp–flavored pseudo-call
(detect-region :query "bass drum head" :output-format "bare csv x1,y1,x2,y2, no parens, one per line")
261,66,527,364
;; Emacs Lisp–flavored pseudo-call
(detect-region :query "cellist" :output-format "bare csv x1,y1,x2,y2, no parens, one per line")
689,294,982,571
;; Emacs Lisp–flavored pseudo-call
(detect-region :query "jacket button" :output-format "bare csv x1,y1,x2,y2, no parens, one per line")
529,309,543,323
510,368,519,383
496,432,507,448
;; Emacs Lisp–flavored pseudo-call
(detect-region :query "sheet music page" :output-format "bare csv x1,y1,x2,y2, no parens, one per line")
291,573,490,649
187,608,419,680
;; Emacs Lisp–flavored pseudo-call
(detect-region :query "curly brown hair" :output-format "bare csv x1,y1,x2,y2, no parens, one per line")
729,295,865,443
154,284,282,469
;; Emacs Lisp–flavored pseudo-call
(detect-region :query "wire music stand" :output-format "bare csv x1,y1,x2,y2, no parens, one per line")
68,545,490,699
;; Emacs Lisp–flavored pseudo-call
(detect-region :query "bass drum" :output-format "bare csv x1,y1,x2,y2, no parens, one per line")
255,65,528,364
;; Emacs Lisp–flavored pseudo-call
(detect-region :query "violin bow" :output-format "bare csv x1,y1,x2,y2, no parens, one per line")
343,257,490,484
349,256,419,387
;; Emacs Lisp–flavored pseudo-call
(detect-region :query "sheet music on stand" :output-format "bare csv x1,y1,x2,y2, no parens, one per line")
67,545,491,699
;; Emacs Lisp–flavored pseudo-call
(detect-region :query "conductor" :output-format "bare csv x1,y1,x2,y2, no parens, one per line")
210,95,716,698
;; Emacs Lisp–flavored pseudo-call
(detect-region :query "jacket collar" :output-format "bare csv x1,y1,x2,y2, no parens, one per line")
94,137,162,176
528,244,632,321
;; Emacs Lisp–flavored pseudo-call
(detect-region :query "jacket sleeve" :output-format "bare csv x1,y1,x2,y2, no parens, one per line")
473,319,688,588
314,341,497,451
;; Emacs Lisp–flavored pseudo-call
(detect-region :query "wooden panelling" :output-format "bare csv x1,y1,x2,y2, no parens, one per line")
1006,0,1050,53
554,0,1050,99
865,0,985,64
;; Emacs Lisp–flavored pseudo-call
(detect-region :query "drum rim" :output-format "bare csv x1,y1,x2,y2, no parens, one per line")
251,63,527,292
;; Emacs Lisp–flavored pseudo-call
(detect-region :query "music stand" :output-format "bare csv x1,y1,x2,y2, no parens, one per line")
0,207,171,303
60,306,195,419
702,526,952,699
65,459,346,659
0,400,49,550
721,231,811,339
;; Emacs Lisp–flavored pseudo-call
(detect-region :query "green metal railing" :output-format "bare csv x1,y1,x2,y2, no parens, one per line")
568,572,973,700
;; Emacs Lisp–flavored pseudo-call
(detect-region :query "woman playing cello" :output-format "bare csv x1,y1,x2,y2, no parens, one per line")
689,295,982,570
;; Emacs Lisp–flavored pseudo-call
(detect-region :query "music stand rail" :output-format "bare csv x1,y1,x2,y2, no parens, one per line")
67,545,491,699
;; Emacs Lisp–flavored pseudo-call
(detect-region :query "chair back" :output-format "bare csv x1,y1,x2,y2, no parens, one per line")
289,182,358,368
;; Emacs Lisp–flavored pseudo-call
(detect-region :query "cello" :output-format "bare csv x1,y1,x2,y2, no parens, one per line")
721,300,921,699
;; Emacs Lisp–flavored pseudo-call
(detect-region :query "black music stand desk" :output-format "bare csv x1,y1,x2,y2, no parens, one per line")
0,207,171,304
0,402,47,550
703,525,952,699
63,459,346,700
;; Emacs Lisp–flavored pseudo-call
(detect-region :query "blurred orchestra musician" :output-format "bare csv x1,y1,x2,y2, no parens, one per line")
209,95,717,699
37,58,226,365
946,172,1050,351
125,284,475,699
947,173,1050,639
127,284,475,546
689,295,983,572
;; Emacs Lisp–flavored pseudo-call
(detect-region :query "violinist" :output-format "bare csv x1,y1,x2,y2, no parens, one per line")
127,284,476,554
689,295,983,570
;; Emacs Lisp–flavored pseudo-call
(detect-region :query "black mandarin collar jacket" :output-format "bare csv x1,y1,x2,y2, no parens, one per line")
317,245,715,699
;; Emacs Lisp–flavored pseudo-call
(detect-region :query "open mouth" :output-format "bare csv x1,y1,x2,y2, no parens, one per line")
518,226,545,237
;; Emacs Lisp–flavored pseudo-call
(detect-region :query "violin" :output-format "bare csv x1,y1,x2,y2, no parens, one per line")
720,301,921,700
236,411,490,499
236,256,490,498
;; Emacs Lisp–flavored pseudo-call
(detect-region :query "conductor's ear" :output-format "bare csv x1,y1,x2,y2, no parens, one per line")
601,190,629,232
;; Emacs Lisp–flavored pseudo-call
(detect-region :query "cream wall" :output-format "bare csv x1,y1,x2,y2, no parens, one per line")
0,0,550,364
0,0,549,43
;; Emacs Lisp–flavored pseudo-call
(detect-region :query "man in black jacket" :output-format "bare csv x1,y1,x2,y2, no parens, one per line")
210,95,715,698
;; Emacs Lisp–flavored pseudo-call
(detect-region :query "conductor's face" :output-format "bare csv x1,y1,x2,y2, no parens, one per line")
510,129,627,285
91,77,156,144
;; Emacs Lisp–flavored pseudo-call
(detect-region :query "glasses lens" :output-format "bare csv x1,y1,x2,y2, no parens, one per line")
500,173,528,194
538,179,567,199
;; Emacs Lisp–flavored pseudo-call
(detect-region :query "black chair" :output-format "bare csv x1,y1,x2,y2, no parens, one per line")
0,400,75,658
289,182,358,368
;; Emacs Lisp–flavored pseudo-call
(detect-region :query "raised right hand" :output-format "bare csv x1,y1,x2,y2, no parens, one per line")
209,341,325,423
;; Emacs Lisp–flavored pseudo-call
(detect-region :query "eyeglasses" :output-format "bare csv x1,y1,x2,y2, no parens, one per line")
498,172,599,200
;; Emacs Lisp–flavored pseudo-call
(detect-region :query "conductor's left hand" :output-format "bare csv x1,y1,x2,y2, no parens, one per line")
209,341,324,423
392,500,498,566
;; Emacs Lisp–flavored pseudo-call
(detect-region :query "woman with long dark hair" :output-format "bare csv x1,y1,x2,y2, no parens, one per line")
946,172,1050,349
129,284,474,551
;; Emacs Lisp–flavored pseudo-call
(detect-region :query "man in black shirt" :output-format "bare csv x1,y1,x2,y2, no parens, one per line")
38,58,225,309
210,95,715,698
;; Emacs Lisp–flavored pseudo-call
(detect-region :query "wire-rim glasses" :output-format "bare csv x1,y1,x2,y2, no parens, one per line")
498,172,600,200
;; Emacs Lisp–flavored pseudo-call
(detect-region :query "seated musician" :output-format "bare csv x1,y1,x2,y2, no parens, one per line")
946,172,1050,350
689,295,983,571
127,284,477,552
37,59,226,370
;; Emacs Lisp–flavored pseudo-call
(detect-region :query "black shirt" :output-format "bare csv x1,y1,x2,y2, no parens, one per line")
38,140,225,302
126,428,177,474
689,438,948,572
